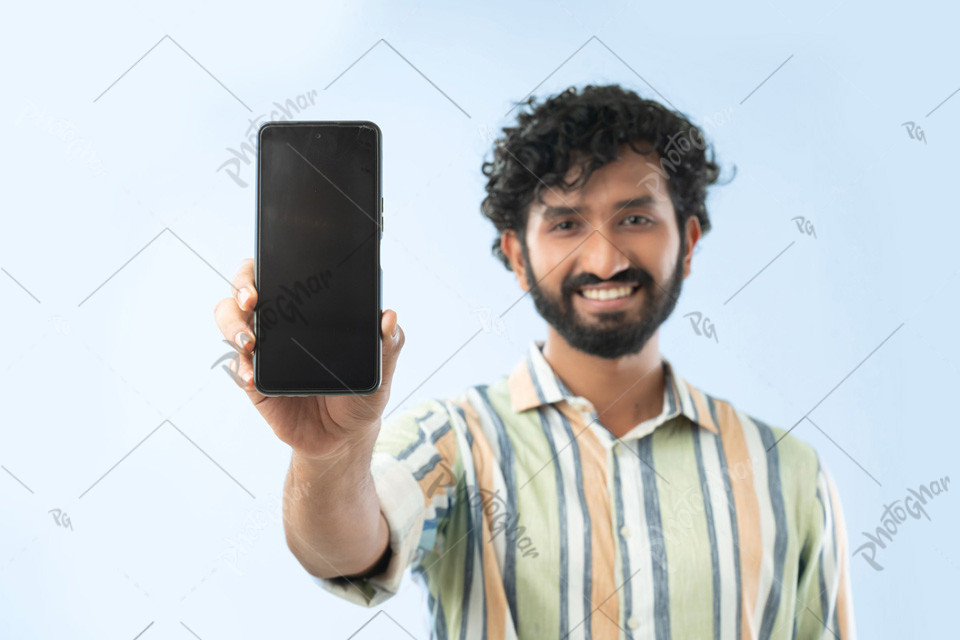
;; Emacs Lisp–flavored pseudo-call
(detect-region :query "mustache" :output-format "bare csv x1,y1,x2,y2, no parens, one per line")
562,268,653,296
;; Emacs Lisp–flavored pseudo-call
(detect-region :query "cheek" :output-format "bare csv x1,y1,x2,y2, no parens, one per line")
531,254,568,291
648,238,681,278
526,234,575,291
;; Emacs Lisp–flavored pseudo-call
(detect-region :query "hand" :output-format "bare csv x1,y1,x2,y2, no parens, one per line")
213,259,405,461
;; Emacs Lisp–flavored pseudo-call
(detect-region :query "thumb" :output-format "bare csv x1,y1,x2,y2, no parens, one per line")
380,309,405,382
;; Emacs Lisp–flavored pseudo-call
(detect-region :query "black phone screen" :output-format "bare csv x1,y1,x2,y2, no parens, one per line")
254,121,382,395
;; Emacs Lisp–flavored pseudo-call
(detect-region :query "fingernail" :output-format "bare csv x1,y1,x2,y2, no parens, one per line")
392,322,400,339
235,331,252,351
238,288,251,308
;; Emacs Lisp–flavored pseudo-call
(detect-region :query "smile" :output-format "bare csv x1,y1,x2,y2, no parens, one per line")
576,284,640,300
573,284,642,310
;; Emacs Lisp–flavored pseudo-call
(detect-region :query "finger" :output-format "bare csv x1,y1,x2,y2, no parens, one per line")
229,352,262,397
237,356,256,392
231,258,258,312
223,350,254,388
379,308,405,386
214,297,257,355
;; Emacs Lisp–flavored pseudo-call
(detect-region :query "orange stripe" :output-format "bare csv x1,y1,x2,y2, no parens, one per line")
453,396,510,639
826,471,853,639
687,385,719,434
558,403,620,638
714,398,761,639
415,428,459,506
508,357,539,413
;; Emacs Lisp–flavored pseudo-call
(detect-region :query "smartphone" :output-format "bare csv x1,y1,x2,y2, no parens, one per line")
253,121,382,396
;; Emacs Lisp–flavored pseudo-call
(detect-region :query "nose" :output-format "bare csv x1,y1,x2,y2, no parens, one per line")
578,229,632,281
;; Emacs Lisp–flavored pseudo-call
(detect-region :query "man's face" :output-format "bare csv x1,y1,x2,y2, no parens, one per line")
508,144,699,359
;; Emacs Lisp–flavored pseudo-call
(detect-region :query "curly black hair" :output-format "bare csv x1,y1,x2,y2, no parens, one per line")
480,84,731,271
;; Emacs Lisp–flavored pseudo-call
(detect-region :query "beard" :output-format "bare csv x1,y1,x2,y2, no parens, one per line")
522,236,685,359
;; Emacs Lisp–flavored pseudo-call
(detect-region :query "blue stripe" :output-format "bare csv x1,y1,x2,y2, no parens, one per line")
397,423,427,460
398,410,451,461
755,418,788,639
413,454,444,481
527,356,548,404
414,564,449,640
477,384,520,630
637,437,672,640
455,407,476,640
687,385,699,423
453,404,486,640
397,409,433,459
664,361,678,416
538,409,569,638
612,452,633,639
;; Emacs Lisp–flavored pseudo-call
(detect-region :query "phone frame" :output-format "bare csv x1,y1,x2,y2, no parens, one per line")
252,120,383,397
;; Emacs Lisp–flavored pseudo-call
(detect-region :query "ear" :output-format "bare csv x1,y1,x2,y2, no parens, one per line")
501,230,530,292
681,215,702,278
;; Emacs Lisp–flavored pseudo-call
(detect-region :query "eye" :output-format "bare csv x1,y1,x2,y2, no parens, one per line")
551,220,577,231
624,214,652,225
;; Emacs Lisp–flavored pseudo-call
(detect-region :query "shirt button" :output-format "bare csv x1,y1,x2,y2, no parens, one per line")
620,525,631,537
613,443,623,455
627,617,639,629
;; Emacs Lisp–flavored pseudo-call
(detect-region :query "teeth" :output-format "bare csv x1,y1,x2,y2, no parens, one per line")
580,286,634,300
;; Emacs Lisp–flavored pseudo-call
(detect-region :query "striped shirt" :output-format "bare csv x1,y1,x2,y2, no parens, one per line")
316,339,856,639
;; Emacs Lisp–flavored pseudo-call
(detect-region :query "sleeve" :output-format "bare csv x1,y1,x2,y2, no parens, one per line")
793,457,857,639
310,397,466,607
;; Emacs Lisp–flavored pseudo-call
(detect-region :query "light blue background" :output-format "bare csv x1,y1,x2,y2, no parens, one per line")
1,0,956,637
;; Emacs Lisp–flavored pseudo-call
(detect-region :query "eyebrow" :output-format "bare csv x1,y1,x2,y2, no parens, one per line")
541,195,658,220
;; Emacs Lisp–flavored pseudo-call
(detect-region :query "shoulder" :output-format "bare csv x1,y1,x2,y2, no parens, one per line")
381,375,509,441
735,405,821,481
699,388,824,511
431,374,517,424
382,396,453,428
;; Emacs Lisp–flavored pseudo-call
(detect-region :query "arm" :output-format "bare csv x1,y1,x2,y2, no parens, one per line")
282,425,391,580
300,398,466,608
214,262,410,581
794,460,857,639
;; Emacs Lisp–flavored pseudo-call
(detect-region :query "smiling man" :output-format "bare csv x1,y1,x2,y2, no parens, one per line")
507,147,694,439
256,84,857,639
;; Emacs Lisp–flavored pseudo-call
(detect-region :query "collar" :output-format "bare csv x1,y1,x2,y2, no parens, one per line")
508,339,719,434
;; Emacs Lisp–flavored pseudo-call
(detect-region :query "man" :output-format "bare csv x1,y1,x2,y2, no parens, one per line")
214,84,855,639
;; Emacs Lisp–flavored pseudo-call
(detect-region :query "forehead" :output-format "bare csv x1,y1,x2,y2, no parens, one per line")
532,146,670,213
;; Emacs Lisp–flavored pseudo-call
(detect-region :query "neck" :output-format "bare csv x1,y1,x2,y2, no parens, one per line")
540,326,665,438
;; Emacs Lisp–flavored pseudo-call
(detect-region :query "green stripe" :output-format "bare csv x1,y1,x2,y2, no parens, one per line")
654,420,715,638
